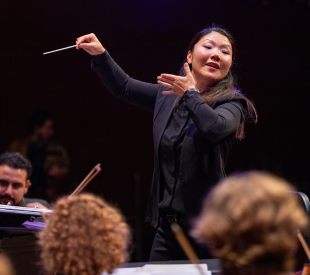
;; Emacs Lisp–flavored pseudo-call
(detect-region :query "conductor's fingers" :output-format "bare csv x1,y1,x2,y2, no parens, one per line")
184,63,192,76
76,33,96,43
157,80,173,89
159,74,177,81
76,34,105,55
78,42,97,49
162,90,176,95
157,76,175,84
76,34,91,49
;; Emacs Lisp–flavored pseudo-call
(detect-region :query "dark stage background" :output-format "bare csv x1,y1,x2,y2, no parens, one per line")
1,0,310,261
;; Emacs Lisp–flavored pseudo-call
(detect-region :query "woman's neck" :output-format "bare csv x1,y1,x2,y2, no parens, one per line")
192,72,215,93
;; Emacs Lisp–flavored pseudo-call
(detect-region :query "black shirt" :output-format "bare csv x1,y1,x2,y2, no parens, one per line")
92,51,248,228
158,97,190,215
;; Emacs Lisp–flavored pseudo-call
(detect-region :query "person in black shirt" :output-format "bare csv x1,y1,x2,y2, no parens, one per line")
76,26,257,261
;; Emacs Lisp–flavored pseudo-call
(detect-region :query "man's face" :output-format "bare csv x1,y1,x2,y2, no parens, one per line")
0,165,30,206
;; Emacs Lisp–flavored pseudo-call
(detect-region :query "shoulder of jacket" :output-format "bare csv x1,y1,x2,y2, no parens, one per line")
211,92,247,109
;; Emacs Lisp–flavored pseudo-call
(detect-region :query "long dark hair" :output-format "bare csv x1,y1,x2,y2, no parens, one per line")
179,25,257,140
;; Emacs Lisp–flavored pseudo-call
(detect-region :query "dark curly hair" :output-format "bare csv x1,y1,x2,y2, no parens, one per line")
0,152,32,180
39,193,131,275
192,171,308,275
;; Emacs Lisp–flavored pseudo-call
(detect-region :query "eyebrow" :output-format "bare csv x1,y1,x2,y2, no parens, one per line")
203,38,232,50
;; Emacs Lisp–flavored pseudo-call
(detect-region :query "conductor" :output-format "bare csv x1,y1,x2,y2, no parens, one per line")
76,25,257,261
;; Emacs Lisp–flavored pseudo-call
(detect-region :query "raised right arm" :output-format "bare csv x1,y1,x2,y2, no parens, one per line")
77,33,159,111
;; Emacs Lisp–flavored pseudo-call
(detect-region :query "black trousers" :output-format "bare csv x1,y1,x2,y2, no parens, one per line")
149,217,212,261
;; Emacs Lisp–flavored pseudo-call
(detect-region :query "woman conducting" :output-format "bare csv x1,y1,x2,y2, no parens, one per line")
76,26,257,261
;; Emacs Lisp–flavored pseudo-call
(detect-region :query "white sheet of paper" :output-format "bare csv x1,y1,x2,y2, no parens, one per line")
140,264,211,275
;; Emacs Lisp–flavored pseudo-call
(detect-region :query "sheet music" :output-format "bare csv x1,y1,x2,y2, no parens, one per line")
108,264,211,275
0,204,52,216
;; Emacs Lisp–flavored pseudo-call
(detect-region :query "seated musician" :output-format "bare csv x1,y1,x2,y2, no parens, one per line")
0,152,50,209
193,171,308,275
39,193,131,275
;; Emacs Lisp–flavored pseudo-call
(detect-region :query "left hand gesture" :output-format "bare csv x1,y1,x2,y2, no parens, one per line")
157,63,196,97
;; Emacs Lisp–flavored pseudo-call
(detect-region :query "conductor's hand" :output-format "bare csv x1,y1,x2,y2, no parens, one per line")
157,63,197,97
76,33,105,55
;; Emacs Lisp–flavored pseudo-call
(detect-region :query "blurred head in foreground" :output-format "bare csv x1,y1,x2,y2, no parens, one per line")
193,171,308,275
39,193,131,275
0,254,15,275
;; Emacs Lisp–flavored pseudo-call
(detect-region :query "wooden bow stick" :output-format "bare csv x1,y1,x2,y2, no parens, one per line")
297,229,310,261
171,223,205,275
70,164,101,197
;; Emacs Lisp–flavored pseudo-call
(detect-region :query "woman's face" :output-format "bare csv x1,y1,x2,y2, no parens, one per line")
187,31,233,88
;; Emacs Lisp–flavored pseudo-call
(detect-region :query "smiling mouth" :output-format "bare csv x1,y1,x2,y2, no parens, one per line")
207,64,219,69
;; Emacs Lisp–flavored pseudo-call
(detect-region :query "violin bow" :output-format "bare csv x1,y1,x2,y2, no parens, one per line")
70,163,101,197
297,229,310,261
171,223,205,275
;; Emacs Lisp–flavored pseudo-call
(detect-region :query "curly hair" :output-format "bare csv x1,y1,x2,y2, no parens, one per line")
39,193,131,275
192,171,308,275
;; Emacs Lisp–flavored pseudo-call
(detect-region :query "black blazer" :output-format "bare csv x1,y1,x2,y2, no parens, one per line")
92,51,248,228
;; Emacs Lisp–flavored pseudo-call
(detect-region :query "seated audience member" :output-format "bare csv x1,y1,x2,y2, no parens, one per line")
9,110,70,201
0,152,50,209
0,254,15,275
193,171,308,275
39,193,131,275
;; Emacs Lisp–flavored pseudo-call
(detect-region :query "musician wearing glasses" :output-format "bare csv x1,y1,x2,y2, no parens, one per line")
0,152,50,209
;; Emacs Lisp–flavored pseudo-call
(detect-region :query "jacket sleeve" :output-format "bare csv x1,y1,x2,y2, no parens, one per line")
183,91,246,143
91,51,160,112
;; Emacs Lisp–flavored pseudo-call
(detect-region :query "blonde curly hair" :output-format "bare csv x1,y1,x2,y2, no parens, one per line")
193,171,308,275
39,193,131,275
